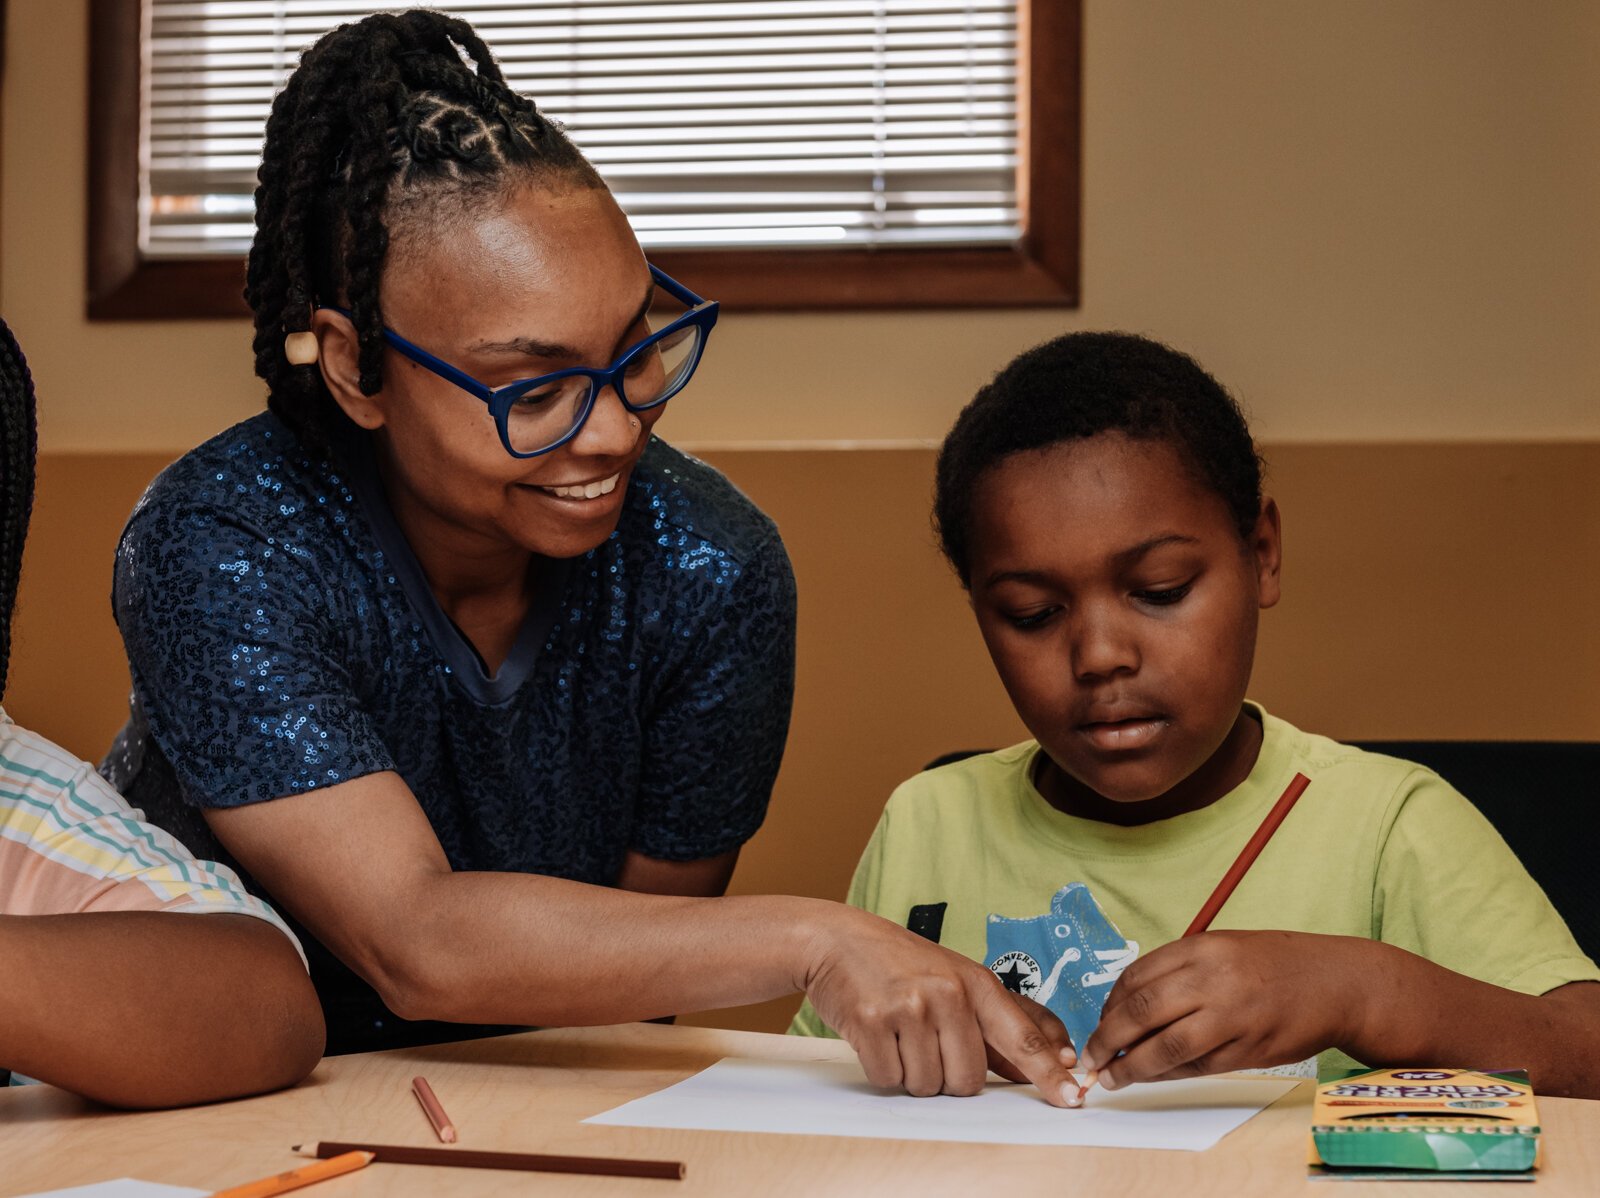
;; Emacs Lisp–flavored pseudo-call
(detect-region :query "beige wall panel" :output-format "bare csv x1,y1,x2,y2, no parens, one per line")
8,443,1597,1035
3,1,1598,452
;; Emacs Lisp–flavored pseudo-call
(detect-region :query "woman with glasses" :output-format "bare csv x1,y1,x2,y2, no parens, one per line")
102,11,1079,1104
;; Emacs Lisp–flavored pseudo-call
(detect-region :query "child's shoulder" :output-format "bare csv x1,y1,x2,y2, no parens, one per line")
0,706,144,866
854,743,1043,900
883,742,1040,822
1259,707,1459,816
1266,708,1430,773
0,707,101,793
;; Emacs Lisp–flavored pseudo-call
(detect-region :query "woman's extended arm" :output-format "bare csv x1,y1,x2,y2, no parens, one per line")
206,770,1081,1105
0,911,323,1108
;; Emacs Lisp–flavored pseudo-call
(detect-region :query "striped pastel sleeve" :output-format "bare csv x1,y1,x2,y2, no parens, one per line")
0,711,306,967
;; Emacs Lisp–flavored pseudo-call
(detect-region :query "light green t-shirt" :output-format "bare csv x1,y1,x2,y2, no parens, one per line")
790,705,1599,1074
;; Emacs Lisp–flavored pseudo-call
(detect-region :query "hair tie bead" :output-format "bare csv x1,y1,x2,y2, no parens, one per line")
284,331,320,366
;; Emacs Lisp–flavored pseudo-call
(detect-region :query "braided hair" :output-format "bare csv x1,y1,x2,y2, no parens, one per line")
0,318,39,702
247,9,604,454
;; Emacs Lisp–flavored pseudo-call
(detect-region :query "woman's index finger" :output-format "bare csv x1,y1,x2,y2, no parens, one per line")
971,981,1080,1107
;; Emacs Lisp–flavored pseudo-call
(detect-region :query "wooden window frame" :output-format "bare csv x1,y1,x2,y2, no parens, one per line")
87,0,1079,318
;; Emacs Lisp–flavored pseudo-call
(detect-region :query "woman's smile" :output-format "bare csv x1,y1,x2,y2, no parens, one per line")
533,471,621,500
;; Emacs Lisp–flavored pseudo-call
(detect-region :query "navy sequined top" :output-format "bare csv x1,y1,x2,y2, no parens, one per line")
102,412,796,1052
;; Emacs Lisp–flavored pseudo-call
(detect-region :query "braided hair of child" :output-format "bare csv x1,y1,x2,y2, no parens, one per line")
0,317,39,702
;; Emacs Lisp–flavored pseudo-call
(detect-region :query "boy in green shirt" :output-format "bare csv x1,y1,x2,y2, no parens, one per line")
793,333,1600,1099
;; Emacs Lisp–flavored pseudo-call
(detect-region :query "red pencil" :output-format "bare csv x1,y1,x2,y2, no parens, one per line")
1075,771,1313,1103
1183,771,1312,937
412,1075,457,1144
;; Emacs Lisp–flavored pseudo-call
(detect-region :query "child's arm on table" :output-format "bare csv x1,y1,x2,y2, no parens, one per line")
1078,931,1600,1098
0,910,324,1108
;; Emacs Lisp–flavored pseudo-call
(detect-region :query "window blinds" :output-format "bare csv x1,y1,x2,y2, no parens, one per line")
144,1,1022,258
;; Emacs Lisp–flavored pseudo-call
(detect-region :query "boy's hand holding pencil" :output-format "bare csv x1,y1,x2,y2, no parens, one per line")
1076,772,1322,1097
1077,927,1364,1090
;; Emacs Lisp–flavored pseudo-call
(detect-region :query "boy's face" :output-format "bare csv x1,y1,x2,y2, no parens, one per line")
967,432,1281,811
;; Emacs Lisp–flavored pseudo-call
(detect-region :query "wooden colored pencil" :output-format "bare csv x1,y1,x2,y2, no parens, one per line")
1182,771,1312,937
1076,771,1313,1104
411,1075,457,1143
292,1140,685,1181
211,1150,374,1198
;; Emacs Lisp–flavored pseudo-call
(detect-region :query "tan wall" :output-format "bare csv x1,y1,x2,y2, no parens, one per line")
2,0,1596,1036
11,443,1598,1033
2,0,1599,452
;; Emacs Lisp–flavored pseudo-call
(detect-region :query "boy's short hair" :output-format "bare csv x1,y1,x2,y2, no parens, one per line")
934,331,1263,584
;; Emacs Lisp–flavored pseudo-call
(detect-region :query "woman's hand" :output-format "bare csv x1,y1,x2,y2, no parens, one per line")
800,905,1081,1105
1078,930,1364,1087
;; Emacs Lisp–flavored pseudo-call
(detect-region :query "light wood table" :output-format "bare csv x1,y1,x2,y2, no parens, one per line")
3,1023,1597,1196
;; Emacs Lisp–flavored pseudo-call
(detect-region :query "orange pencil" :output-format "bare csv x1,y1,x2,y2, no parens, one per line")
1074,772,1313,1104
412,1075,457,1143
209,1149,374,1198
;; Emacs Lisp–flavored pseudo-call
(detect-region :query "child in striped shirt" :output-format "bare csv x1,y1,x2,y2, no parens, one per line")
0,318,324,1107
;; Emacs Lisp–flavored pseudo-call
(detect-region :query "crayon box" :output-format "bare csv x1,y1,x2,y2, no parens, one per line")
1308,1068,1539,1178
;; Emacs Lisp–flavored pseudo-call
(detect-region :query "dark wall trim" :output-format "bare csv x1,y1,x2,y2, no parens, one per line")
86,0,1080,318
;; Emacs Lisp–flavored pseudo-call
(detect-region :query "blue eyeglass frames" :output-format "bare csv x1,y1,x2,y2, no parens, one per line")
323,265,718,459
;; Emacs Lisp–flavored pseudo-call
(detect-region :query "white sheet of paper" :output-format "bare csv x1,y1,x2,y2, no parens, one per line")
586,1057,1296,1152
15,1181,206,1198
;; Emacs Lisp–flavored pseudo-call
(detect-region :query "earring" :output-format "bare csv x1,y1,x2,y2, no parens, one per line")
629,415,642,430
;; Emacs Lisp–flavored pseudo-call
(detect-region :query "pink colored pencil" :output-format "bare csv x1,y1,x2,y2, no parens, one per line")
412,1075,457,1143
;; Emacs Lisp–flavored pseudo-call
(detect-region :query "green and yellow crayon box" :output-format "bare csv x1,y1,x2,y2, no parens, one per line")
1308,1068,1540,1176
